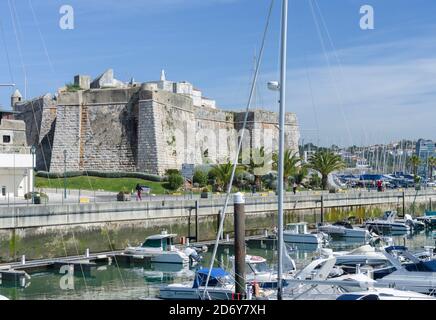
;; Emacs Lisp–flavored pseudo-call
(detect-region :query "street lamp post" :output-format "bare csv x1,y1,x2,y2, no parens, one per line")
30,145,36,204
63,150,67,200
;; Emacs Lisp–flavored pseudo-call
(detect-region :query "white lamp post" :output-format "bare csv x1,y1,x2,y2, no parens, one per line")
30,145,36,204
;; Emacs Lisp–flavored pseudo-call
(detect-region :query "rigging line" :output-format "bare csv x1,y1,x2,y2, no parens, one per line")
77,102,127,287
7,0,27,99
6,1,88,292
0,19,15,84
307,0,353,147
303,54,320,146
202,0,275,299
28,0,55,73
312,0,369,147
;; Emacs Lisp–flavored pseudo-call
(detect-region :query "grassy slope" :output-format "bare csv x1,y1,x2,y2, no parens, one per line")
35,176,167,194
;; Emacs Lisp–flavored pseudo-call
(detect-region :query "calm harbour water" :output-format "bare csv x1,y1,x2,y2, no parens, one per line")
0,229,435,300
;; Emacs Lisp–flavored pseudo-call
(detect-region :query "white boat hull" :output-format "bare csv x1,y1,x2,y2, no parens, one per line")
318,225,369,239
365,222,410,232
283,233,321,244
159,285,233,300
124,247,189,264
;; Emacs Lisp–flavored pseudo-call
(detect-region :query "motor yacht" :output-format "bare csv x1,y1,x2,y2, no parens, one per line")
283,222,327,245
365,211,410,233
124,231,200,265
318,221,372,239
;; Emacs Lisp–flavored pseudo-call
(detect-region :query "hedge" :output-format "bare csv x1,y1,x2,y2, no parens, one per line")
36,171,164,182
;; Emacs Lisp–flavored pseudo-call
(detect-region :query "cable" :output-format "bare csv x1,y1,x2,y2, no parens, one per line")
7,0,27,99
307,0,353,147
202,0,275,299
0,18,14,84
28,0,55,73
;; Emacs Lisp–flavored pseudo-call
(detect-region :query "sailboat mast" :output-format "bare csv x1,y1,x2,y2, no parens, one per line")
277,0,288,301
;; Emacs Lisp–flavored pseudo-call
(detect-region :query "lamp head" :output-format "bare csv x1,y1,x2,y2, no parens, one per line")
267,81,280,91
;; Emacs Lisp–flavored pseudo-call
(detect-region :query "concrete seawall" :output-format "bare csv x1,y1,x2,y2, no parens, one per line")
1,189,434,230
0,189,434,262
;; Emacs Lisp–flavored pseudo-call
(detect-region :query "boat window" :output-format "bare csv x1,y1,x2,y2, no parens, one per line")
286,225,297,233
142,239,162,248
251,262,269,273
245,263,255,274
162,239,169,251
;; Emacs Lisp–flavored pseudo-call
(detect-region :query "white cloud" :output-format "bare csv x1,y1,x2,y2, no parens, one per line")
214,35,436,146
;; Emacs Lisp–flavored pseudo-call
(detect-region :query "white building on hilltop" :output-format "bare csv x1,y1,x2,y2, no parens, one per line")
144,70,217,109
0,115,34,199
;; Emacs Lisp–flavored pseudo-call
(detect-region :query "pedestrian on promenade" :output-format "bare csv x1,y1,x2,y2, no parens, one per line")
293,182,298,194
135,184,142,201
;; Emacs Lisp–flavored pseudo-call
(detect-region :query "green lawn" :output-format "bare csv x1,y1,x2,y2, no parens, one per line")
35,176,168,194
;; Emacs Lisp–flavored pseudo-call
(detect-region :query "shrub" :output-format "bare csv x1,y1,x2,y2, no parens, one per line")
167,174,184,191
36,171,163,182
165,169,180,176
193,170,208,187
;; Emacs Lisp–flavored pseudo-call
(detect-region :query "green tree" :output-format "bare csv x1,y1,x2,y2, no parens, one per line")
308,150,345,190
308,172,322,189
272,149,300,189
245,147,272,190
408,155,421,177
293,166,308,185
428,156,436,180
165,169,180,176
167,174,184,191
210,162,243,191
193,170,208,187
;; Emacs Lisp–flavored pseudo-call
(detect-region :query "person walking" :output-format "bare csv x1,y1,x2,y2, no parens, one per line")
135,183,142,201
292,182,298,194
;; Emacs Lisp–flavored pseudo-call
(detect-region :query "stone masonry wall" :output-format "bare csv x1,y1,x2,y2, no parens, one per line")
14,95,57,171
20,86,300,175
50,89,140,173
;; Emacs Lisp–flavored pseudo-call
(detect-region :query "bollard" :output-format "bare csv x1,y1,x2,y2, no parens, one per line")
226,234,230,242
21,255,26,265
85,248,90,258
233,192,246,299
264,229,268,238
186,237,190,246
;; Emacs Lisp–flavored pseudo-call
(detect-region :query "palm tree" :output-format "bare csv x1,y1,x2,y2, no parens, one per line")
245,147,272,190
408,154,421,177
428,156,436,180
273,149,300,189
308,150,345,190
210,162,243,191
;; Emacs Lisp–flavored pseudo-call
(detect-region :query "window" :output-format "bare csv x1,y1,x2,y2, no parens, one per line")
2,135,11,143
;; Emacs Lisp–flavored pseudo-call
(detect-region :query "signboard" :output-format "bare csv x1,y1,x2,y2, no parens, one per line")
181,163,195,180
141,186,151,194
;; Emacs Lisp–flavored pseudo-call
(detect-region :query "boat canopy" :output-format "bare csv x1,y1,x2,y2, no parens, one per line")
193,268,229,288
146,233,178,240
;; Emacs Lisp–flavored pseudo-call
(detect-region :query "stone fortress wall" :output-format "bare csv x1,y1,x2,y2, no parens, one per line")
11,70,301,175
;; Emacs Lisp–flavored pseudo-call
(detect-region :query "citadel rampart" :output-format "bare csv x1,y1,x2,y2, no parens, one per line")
12,71,300,175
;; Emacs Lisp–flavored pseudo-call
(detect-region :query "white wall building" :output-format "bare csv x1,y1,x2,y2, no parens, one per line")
0,119,33,199
145,70,217,109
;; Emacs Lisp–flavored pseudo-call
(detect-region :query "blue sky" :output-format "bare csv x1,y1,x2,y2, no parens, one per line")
0,0,435,146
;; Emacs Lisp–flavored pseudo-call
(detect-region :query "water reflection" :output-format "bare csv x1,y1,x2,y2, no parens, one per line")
0,228,434,300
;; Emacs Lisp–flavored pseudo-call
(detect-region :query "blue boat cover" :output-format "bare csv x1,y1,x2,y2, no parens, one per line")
193,268,229,288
